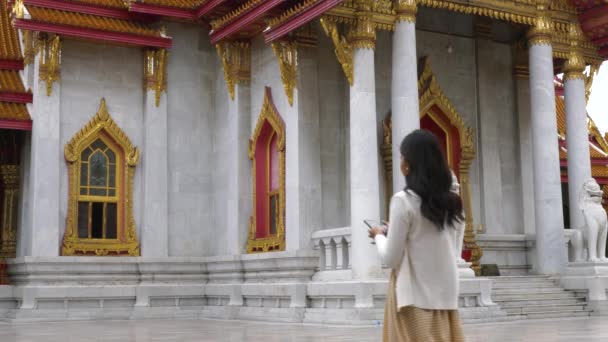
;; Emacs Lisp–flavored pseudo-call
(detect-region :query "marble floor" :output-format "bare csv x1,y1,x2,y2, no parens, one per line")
0,317,606,342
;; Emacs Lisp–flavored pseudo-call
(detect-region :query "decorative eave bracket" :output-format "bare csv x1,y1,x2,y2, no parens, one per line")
271,41,298,106
320,17,353,86
38,34,61,97
216,41,251,100
143,48,168,107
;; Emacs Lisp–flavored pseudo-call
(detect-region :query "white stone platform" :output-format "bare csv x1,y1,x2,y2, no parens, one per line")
0,251,505,324
560,262,608,315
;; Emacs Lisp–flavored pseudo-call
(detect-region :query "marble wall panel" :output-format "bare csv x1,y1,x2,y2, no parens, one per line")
477,40,522,235
317,29,349,229
166,23,215,256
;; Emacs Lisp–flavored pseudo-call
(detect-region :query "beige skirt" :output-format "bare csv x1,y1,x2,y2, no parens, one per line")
383,271,465,342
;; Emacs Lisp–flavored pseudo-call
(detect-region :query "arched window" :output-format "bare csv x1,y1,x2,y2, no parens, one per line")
77,137,119,240
63,99,139,256
247,88,285,253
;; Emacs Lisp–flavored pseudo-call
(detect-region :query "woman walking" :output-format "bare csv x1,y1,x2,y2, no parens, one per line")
368,130,465,342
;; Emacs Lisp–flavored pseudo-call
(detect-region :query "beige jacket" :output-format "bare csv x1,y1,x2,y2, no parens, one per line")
374,190,461,310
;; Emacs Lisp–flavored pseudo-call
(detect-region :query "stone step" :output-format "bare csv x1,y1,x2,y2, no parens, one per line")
491,280,557,286
503,303,587,315
494,297,587,307
516,310,592,320
488,275,552,281
492,292,579,301
492,287,567,295
492,282,558,289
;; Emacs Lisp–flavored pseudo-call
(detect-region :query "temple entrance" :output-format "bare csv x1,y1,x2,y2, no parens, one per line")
0,129,25,261
381,57,481,272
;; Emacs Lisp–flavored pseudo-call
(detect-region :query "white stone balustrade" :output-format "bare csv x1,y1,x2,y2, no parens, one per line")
311,228,351,272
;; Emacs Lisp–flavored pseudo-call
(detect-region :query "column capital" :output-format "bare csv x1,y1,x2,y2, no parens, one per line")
563,23,586,82
395,0,417,23
349,0,376,50
527,0,552,46
350,13,376,50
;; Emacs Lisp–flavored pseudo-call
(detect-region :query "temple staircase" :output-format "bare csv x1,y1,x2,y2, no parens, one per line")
490,275,592,320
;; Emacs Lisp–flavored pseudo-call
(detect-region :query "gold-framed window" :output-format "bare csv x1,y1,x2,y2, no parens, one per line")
62,99,140,256
247,88,286,253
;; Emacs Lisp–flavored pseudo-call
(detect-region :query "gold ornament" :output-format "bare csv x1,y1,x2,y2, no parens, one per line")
527,0,552,46
22,30,38,66
320,17,354,86
0,165,18,258
38,35,61,97
563,23,586,82
143,48,168,107
271,41,298,106
349,13,376,50
395,0,417,23
216,41,250,100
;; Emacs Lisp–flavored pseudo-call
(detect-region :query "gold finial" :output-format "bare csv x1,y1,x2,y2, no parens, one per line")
98,98,109,121
12,0,25,19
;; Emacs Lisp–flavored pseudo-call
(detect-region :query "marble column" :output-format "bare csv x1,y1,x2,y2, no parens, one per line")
391,1,419,193
564,23,592,232
25,35,62,256
141,88,169,257
349,17,383,281
527,4,567,274
224,83,251,254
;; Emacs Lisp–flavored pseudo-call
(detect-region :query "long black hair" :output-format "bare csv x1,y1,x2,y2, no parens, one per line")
400,129,464,229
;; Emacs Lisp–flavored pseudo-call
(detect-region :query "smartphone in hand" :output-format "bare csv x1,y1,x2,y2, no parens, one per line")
364,220,387,244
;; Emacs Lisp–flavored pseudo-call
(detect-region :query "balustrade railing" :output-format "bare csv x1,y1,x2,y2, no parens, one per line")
311,228,351,271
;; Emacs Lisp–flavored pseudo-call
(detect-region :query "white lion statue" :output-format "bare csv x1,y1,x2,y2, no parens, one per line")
579,178,608,262
451,171,466,264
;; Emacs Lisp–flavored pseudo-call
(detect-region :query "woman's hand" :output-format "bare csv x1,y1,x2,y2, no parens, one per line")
368,226,387,239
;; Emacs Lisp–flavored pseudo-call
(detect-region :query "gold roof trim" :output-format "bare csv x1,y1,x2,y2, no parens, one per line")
0,102,30,121
0,0,23,61
268,0,321,29
0,70,27,93
27,6,161,37
210,0,265,30
141,0,206,9
65,0,129,9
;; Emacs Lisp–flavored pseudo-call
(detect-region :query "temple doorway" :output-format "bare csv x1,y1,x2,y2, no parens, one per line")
380,57,481,273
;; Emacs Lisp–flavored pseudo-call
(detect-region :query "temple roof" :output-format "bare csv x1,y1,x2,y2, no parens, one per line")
571,0,608,58
26,6,161,37
0,0,31,127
